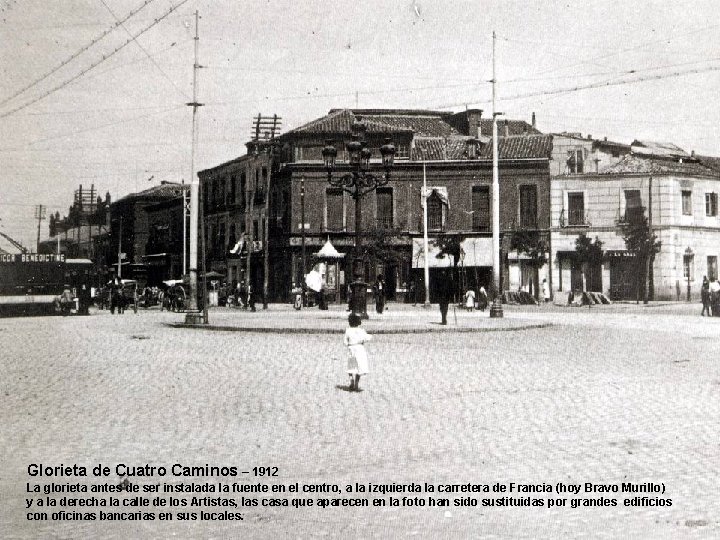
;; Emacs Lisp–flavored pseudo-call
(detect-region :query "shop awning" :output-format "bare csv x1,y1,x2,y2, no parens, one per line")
412,237,492,268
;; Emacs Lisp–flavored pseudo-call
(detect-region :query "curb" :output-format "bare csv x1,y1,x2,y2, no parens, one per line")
166,322,553,335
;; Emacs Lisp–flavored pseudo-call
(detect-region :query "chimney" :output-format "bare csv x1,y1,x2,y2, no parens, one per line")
531,112,536,129
466,109,483,138
587,134,592,140
504,121,509,136
691,150,695,157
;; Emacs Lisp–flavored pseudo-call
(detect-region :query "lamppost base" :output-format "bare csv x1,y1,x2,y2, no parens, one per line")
350,280,369,320
184,310,207,325
489,298,504,318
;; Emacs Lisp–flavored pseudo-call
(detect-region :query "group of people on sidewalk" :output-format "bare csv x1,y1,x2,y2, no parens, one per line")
700,276,720,316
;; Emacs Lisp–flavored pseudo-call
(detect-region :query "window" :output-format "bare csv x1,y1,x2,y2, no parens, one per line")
427,192,443,230
624,190,643,223
708,256,718,281
229,176,236,205
376,187,393,228
218,223,226,252
395,143,410,160
326,188,344,230
210,224,217,253
253,220,259,241
567,192,585,225
229,223,236,250
682,190,692,216
567,148,584,173
211,180,218,210
683,254,694,280
519,185,538,228
471,186,490,231
239,173,247,208
705,193,718,217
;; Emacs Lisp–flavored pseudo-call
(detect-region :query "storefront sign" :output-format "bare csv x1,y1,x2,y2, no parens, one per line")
604,250,635,259
0,253,66,263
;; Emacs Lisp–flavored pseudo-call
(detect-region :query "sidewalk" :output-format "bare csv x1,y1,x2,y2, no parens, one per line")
170,302,553,334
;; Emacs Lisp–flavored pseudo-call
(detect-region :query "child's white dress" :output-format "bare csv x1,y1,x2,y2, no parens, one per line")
344,327,371,375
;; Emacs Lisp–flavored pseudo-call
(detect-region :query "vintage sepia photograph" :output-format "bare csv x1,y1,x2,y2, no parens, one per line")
1,1,719,538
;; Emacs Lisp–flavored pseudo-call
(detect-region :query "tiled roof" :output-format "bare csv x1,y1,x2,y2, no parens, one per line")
479,134,553,159
411,138,446,161
410,137,472,160
695,155,720,173
286,108,459,137
630,140,689,158
601,154,718,176
115,182,186,204
482,119,541,137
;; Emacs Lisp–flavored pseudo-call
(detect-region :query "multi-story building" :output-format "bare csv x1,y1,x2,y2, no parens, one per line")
108,182,185,281
143,188,188,285
550,143,720,301
198,149,273,294
198,108,554,303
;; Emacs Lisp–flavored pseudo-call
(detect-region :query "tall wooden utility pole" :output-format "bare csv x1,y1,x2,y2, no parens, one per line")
34,204,46,252
185,10,205,324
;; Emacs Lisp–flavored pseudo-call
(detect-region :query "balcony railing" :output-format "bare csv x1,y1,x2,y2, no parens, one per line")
376,216,393,229
559,209,591,228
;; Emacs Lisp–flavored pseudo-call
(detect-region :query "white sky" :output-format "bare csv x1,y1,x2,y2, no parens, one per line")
1,0,719,248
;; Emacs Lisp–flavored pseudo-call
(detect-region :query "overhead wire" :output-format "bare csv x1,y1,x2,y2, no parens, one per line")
97,0,189,100
432,62,720,110
0,0,190,120
0,0,159,108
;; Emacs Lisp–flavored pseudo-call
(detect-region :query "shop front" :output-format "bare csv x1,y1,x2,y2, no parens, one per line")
606,250,638,300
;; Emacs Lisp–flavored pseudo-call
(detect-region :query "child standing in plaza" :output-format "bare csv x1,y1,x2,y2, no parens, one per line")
344,314,371,391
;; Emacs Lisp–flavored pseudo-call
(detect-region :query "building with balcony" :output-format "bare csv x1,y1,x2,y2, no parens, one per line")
198,150,273,294
198,108,553,303
550,145,720,301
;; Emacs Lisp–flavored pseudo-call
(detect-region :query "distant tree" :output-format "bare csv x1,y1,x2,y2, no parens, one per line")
621,213,661,303
363,227,410,295
510,230,548,299
574,234,604,291
66,204,80,228
433,234,464,302
49,213,57,237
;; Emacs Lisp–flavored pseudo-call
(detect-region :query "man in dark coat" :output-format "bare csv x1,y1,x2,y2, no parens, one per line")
373,276,386,314
436,269,453,325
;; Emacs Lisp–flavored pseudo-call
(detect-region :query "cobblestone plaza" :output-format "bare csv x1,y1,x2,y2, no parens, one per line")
1,303,719,539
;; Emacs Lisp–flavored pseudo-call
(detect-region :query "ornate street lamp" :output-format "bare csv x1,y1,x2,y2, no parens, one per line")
322,134,395,318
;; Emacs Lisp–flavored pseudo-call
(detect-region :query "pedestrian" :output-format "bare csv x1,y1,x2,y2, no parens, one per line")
709,278,720,316
464,288,475,312
109,278,120,314
373,276,385,314
344,313,371,391
437,269,453,325
701,276,711,316
59,285,74,316
248,282,256,312
238,280,247,309
317,279,328,310
477,286,488,311
542,278,550,303
292,282,303,310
